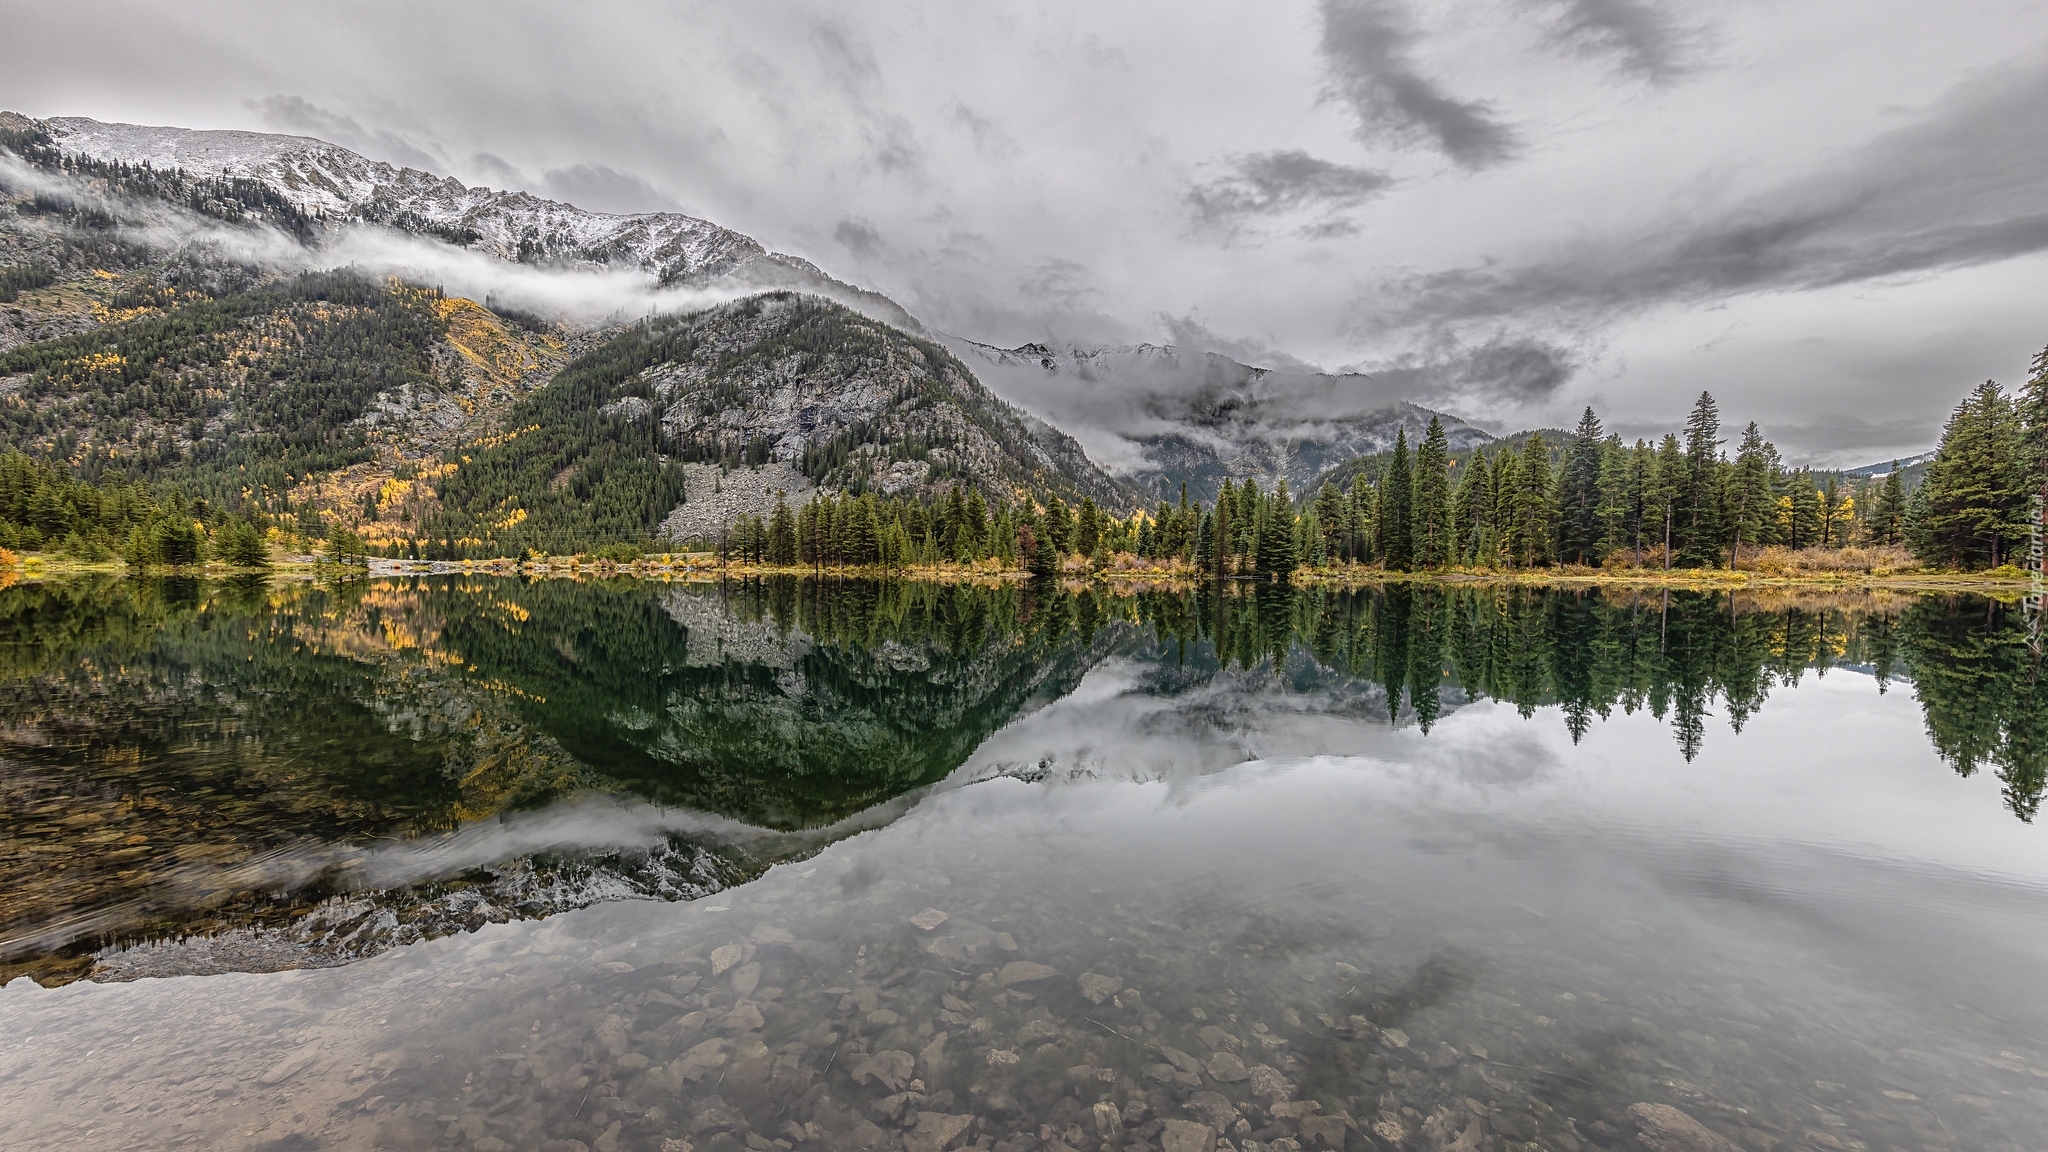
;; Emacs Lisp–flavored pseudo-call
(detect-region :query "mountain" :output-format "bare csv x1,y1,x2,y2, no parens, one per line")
1841,450,1935,478
952,339,1495,503
18,114,925,332
430,292,1131,554
0,112,1134,543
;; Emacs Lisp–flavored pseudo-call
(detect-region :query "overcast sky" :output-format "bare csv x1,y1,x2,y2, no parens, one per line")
6,0,2048,463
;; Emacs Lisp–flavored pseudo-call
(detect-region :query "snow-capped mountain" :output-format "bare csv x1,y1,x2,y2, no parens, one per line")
952,339,1495,502
46,117,762,284
29,115,922,330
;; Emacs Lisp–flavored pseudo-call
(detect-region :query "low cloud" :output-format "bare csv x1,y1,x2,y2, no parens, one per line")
1160,313,1324,375
834,217,882,257
1317,0,1518,168
1358,334,1577,414
1186,150,1392,231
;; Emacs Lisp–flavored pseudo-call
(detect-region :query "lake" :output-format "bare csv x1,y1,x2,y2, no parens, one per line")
0,576,2043,1152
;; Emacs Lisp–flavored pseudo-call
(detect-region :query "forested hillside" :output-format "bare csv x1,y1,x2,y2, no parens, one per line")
429,293,1130,556
0,272,446,498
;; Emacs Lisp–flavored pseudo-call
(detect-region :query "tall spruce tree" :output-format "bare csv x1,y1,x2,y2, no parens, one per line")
1314,483,1349,565
1677,391,1723,567
1411,417,1453,568
1514,434,1555,567
1727,422,1774,570
1653,434,1685,569
1455,447,1493,565
2022,345,2048,491
1867,465,1907,545
1348,472,1374,563
1910,380,2028,568
1489,449,1521,567
1556,406,1605,565
1381,430,1415,571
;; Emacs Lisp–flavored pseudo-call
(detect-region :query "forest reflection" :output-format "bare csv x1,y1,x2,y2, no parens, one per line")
1,575,2041,984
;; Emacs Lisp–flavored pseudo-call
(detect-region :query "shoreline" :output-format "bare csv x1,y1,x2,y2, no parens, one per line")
0,553,2032,594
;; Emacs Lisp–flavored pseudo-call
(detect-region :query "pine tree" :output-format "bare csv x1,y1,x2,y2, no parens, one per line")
1727,422,1773,569
1867,465,1907,545
1314,483,1348,566
767,493,797,564
1677,391,1723,567
1513,434,1555,567
1911,380,2029,568
1381,430,1415,571
1348,472,1374,563
2023,345,2048,488
1411,417,1453,568
1556,406,1606,565
1254,482,1298,578
1595,434,1629,562
1448,452,1474,565
1489,449,1521,568
1623,439,1655,566
1653,434,1684,569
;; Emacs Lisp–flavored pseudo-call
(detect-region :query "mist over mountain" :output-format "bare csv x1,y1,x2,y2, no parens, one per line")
953,338,1494,502
8,113,923,332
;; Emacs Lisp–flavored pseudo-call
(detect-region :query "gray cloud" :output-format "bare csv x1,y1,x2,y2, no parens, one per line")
1317,0,1517,167
1186,150,1392,230
1393,59,2048,327
1362,335,1577,410
540,163,681,215
245,94,447,173
1160,314,1324,375
834,217,882,257
1525,0,1697,83
4,0,2044,464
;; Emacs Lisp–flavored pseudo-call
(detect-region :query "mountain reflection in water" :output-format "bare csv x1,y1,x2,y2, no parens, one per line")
0,576,2040,990
0,575,2046,1152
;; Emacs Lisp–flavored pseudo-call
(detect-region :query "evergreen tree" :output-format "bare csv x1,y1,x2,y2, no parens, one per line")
1380,430,1415,571
1727,421,1774,569
213,519,269,567
1490,449,1522,567
1555,407,1606,565
1653,433,1685,569
1411,417,1454,568
1867,465,1907,545
1512,434,1555,567
1820,474,1847,549
1254,482,1299,578
1677,391,1723,567
1911,380,2029,568
767,493,797,564
1594,434,1629,562
1348,472,1375,563
1623,439,1656,566
1314,484,1349,565
1075,496,1100,556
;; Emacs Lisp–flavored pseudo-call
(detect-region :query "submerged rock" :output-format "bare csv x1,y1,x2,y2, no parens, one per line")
1627,1103,1745,1152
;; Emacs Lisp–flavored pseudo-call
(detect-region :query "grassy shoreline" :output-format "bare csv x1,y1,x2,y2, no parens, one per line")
0,551,2031,595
